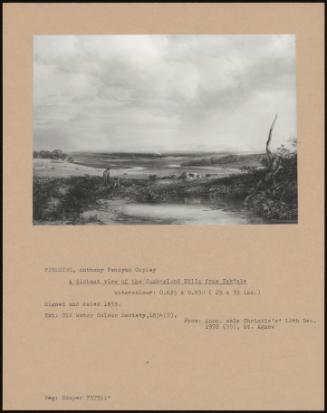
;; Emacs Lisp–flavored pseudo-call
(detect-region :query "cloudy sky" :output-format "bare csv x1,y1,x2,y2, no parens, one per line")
33,35,296,153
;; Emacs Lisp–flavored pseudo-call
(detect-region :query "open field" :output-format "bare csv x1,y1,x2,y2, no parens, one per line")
33,151,264,180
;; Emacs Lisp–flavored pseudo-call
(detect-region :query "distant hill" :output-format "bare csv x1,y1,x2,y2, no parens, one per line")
70,152,164,159
64,151,266,171
69,151,232,159
181,153,266,168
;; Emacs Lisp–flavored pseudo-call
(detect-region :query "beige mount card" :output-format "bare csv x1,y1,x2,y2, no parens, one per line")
3,3,325,411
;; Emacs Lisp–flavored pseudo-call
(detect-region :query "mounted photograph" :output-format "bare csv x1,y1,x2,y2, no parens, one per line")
33,35,297,225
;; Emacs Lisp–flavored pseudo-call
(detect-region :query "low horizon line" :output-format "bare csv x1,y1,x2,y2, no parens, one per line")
34,149,265,154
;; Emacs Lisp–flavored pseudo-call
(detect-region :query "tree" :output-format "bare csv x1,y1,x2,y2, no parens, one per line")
263,114,283,187
244,115,298,220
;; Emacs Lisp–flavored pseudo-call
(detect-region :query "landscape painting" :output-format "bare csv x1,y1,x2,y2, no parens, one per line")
33,35,297,225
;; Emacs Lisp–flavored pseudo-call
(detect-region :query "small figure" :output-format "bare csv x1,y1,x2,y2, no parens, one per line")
103,167,111,185
112,177,120,189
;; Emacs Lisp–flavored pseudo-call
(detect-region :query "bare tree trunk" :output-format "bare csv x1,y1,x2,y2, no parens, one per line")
264,114,279,187
266,114,278,169
244,114,278,206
